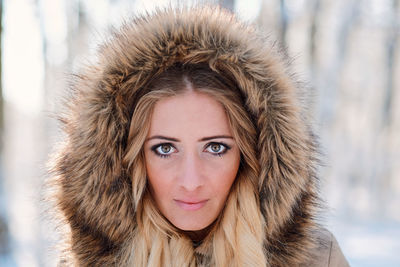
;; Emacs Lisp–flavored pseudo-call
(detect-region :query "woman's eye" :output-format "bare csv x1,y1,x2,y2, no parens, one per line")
152,144,176,157
205,142,230,155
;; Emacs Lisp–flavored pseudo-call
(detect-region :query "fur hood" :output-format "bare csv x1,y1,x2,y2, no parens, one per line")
50,5,324,266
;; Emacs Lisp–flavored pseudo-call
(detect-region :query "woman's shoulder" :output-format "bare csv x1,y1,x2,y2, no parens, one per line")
303,228,350,267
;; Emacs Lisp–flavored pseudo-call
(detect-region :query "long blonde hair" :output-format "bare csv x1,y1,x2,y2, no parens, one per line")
121,64,266,266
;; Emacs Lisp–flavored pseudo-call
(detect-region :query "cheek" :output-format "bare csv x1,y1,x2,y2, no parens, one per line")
219,164,239,190
206,152,240,194
144,154,175,200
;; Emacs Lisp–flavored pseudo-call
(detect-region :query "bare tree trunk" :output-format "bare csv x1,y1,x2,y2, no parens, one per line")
0,0,10,260
309,0,321,80
318,0,360,125
0,0,3,133
382,0,399,127
279,0,288,47
219,0,234,11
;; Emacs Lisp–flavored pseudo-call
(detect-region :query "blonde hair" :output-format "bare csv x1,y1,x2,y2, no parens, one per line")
121,64,266,266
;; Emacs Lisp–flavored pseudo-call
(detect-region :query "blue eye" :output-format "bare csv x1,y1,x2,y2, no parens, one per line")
205,142,230,156
152,143,176,158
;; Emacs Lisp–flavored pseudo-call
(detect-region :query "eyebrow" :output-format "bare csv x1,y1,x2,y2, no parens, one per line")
146,135,233,142
146,135,180,142
199,135,233,142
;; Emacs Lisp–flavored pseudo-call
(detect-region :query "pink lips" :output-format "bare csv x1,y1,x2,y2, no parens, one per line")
175,199,208,211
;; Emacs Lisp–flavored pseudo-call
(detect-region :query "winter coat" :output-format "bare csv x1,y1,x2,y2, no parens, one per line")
49,5,349,267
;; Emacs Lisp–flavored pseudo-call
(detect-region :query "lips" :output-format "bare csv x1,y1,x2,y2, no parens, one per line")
174,199,208,211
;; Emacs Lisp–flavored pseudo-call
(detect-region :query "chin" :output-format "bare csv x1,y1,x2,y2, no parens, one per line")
175,224,207,231
173,220,210,231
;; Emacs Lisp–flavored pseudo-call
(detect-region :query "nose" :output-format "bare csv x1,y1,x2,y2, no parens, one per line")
178,152,204,192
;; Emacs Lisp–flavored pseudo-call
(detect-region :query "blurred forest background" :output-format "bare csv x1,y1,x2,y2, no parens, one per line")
0,0,399,266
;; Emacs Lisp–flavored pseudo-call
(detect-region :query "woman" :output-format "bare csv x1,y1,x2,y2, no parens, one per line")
49,5,349,267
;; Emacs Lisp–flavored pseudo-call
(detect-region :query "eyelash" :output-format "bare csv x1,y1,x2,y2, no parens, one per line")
205,142,231,157
151,143,175,158
150,142,231,158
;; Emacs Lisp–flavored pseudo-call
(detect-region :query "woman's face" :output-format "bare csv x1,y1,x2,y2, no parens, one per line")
144,90,240,231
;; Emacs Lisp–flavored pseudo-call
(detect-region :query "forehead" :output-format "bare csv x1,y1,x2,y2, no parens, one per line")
148,91,232,137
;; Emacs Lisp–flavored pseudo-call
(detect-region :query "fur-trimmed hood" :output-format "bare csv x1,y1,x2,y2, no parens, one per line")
50,5,333,266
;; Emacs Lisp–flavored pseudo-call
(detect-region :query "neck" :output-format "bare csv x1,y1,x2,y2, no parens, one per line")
181,223,214,245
